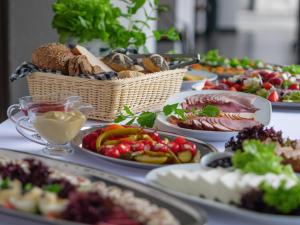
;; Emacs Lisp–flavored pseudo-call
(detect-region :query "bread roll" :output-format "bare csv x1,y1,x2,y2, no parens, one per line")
142,54,169,72
118,70,144,79
72,45,113,72
32,43,74,74
102,53,134,72
130,64,144,72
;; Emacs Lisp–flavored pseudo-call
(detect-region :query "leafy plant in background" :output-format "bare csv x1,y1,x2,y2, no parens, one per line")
52,0,179,50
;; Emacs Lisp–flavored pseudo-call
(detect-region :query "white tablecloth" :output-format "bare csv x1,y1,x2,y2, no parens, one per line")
0,109,299,225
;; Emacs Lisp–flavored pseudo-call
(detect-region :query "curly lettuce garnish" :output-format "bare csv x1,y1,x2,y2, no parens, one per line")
232,140,295,178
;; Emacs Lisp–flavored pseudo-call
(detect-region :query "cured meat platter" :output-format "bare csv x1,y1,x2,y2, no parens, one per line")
156,90,271,141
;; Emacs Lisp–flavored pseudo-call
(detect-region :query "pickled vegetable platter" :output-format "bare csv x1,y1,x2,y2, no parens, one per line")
71,124,217,169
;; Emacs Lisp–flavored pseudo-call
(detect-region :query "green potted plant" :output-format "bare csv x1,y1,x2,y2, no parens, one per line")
52,0,179,54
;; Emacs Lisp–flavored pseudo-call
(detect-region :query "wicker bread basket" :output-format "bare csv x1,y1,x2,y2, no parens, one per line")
26,69,186,121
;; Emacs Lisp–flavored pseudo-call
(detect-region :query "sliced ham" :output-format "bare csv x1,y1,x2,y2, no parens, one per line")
176,116,260,132
206,117,232,131
217,118,260,131
220,112,256,120
181,93,258,113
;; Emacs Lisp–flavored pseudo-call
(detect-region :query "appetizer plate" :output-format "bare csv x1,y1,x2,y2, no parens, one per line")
71,125,217,169
182,70,217,91
0,148,206,225
156,90,272,141
181,79,207,91
146,163,300,225
186,70,218,82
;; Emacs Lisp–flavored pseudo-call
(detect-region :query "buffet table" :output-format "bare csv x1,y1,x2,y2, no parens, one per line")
0,109,298,225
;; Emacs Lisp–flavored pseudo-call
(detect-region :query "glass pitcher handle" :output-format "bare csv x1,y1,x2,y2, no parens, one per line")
16,117,47,146
8,104,36,132
7,104,20,123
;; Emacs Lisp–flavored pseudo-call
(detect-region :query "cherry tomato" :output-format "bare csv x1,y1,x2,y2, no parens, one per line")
203,85,217,90
225,81,235,87
153,143,168,152
131,141,145,152
180,142,197,156
220,79,227,84
89,140,97,152
229,87,237,91
174,136,186,145
158,139,169,145
95,129,103,135
269,77,283,86
104,147,120,158
116,143,131,154
99,145,113,153
216,83,229,90
289,83,299,90
268,91,279,102
263,82,272,90
143,140,154,151
82,132,98,147
149,132,161,142
205,80,214,86
168,142,180,153
233,84,243,91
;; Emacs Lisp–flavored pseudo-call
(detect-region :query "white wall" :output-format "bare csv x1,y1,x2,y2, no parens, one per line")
8,0,58,104
217,0,240,30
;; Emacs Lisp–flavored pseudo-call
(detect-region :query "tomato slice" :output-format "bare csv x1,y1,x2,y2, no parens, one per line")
268,91,279,102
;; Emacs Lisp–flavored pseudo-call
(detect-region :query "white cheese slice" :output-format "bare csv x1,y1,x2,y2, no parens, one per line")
196,168,228,200
216,170,242,204
156,170,188,192
263,173,297,189
237,173,265,194
180,170,204,195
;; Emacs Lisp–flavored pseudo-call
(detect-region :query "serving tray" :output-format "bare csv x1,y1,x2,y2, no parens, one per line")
146,163,300,225
272,102,300,110
71,126,217,169
0,148,206,225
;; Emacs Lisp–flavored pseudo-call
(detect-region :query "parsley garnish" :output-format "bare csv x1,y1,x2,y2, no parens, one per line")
197,105,220,117
0,178,10,189
24,183,33,191
114,104,186,128
43,184,62,193
114,104,221,128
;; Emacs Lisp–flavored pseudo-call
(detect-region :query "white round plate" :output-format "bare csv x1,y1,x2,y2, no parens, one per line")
181,70,218,91
181,79,207,91
146,163,300,225
186,70,218,81
156,90,272,141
